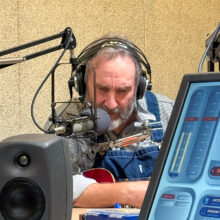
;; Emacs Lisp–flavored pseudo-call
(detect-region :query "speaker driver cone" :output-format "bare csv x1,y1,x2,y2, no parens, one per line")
0,178,45,220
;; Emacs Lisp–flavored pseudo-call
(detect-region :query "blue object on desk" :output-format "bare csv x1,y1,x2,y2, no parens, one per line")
114,202,122,208
82,209,139,220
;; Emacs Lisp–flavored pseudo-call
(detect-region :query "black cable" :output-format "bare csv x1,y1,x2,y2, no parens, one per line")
31,30,74,133
198,23,220,73
47,98,72,132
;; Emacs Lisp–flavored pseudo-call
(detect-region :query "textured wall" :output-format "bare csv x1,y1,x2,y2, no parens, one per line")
0,0,219,140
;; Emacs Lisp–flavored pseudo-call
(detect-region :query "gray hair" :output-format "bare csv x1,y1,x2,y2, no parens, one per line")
83,33,143,87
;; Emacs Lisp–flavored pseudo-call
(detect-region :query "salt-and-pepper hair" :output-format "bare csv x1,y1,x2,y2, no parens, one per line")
84,33,143,88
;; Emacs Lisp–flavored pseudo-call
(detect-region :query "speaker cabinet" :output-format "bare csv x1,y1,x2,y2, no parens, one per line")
0,134,73,220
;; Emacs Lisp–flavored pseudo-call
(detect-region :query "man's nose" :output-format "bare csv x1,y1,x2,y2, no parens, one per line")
104,93,118,110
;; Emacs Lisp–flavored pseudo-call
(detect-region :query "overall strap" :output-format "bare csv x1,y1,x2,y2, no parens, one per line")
145,91,164,142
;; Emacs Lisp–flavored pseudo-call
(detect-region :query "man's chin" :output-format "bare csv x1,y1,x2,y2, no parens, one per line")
109,113,119,121
109,119,125,131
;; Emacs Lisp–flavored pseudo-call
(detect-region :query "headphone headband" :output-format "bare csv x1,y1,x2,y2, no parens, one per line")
101,41,128,49
77,38,151,77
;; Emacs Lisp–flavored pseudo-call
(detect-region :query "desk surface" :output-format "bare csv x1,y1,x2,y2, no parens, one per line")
72,208,87,220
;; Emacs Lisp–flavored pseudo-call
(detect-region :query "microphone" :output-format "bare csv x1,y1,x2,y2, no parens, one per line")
54,108,111,136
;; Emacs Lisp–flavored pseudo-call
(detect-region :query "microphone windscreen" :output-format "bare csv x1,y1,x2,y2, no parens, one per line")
80,108,111,135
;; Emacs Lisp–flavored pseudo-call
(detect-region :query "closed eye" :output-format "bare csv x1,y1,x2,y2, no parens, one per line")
96,84,132,94
96,85,110,93
117,86,132,93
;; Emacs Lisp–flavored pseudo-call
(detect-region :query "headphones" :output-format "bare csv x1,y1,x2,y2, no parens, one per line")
69,37,152,100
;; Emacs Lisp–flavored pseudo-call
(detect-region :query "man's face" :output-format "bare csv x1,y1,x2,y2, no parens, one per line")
87,54,136,130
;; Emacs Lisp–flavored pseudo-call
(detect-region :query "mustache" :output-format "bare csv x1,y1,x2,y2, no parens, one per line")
99,98,136,120
100,106,119,114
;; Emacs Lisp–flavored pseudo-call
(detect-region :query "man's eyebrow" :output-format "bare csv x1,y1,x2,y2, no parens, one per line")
117,86,132,91
96,83,109,89
96,83,106,87
96,83,132,90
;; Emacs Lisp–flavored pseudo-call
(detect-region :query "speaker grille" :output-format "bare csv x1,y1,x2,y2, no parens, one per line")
0,178,45,220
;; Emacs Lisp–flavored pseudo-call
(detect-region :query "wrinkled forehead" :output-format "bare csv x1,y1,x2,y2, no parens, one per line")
91,51,135,68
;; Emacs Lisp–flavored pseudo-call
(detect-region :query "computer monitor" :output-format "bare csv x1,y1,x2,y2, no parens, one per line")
139,72,220,220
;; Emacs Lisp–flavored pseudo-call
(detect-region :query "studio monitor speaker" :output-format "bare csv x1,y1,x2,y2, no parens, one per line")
0,134,73,220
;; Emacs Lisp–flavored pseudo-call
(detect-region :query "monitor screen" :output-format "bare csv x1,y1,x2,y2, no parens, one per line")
139,73,220,220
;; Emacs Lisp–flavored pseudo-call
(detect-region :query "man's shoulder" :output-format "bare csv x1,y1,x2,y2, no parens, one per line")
145,91,174,131
144,91,174,105
136,91,174,120
152,92,174,104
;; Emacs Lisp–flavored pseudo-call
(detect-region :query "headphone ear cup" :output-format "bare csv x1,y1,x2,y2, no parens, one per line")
136,75,147,100
75,65,86,97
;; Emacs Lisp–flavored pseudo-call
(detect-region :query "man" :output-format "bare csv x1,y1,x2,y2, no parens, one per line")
46,34,174,208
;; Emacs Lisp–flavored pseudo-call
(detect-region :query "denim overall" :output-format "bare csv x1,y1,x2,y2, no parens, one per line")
93,91,164,181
